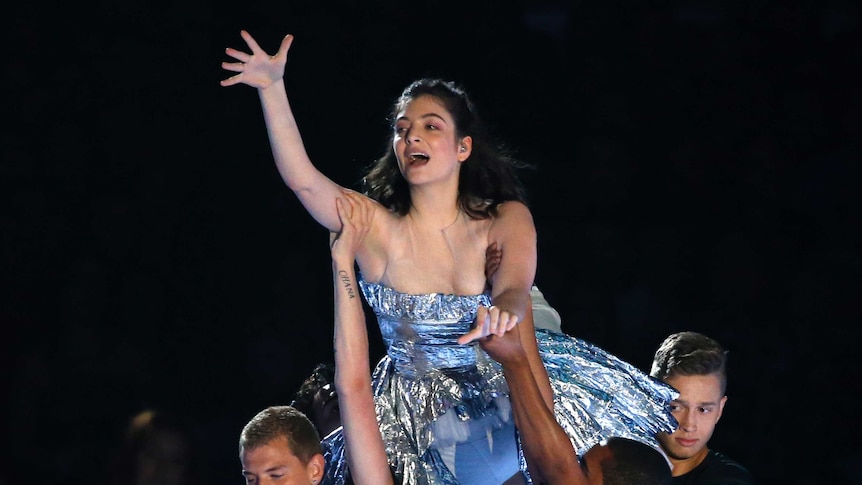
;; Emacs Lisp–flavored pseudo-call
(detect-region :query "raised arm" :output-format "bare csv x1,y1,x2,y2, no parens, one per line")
221,30,345,231
479,327,584,485
329,191,393,485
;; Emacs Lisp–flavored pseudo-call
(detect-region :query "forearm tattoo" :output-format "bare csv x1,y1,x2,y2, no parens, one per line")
337,269,357,299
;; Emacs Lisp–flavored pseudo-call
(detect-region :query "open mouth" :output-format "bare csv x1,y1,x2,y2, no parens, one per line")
408,153,429,163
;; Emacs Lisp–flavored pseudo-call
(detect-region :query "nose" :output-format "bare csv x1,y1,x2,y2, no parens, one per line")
404,126,421,144
677,409,696,432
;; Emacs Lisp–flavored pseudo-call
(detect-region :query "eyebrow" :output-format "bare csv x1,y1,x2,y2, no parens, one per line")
675,398,719,407
396,112,448,123
241,465,287,477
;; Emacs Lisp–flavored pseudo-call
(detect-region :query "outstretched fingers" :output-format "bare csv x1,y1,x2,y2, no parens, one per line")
223,46,252,64
219,57,245,86
219,30,294,88
239,29,263,53
275,32,294,58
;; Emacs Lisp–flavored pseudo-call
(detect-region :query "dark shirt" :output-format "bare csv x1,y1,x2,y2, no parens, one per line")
673,450,755,485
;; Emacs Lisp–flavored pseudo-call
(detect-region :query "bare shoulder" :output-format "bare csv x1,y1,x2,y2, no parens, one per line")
491,201,536,233
363,196,397,234
355,194,397,281
487,201,538,290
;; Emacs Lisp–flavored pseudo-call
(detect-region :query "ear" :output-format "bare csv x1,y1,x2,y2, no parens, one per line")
457,136,473,162
308,453,325,484
715,395,728,423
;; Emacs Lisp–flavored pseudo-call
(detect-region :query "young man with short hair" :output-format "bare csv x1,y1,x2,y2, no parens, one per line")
239,405,326,485
650,331,756,484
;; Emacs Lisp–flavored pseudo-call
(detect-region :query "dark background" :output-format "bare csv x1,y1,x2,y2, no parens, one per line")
3,0,860,484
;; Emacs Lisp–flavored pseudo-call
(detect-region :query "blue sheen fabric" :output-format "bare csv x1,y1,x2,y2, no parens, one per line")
321,279,678,485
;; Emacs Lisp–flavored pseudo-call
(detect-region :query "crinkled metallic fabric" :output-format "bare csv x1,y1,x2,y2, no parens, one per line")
363,279,510,485
321,280,678,485
536,327,678,457
320,428,348,485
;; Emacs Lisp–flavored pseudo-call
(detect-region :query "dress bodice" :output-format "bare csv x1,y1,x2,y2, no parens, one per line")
359,278,493,378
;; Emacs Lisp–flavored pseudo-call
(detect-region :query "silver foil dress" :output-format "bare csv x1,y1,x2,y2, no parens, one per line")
321,280,678,485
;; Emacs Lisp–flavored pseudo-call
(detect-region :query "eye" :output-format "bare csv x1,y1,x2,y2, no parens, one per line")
425,123,438,130
669,403,682,412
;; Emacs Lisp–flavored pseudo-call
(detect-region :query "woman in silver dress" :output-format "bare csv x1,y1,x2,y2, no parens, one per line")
221,30,676,485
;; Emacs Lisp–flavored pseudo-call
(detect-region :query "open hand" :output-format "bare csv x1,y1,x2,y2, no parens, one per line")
220,30,293,89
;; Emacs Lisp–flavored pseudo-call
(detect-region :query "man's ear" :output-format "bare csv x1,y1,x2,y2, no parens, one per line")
715,395,728,423
457,136,473,162
308,453,325,484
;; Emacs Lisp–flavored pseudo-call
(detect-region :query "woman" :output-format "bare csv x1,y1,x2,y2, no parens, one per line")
221,31,675,485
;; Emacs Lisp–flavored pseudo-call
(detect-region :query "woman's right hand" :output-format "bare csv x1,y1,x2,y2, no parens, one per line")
220,30,293,89
330,191,374,262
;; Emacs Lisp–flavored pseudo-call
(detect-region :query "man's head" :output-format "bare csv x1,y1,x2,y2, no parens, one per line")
291,363,341,438
580,437,672,485
649,332,729,472
239,406,324,485
109,409,200,485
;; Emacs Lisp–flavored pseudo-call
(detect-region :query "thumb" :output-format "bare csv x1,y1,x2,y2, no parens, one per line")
277,34,294,57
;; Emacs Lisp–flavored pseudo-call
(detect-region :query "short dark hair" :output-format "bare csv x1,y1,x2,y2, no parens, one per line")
650,331,729,395
602,437,672,485
239,406,322,464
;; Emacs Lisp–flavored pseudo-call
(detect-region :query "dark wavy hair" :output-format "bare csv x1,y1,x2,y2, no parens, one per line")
290,362,335,418
363,78,531,219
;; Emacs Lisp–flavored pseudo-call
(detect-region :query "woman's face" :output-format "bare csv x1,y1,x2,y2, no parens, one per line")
392,95,471,186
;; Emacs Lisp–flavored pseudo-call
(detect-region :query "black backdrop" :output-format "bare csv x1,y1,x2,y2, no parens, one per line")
3,1,860,484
